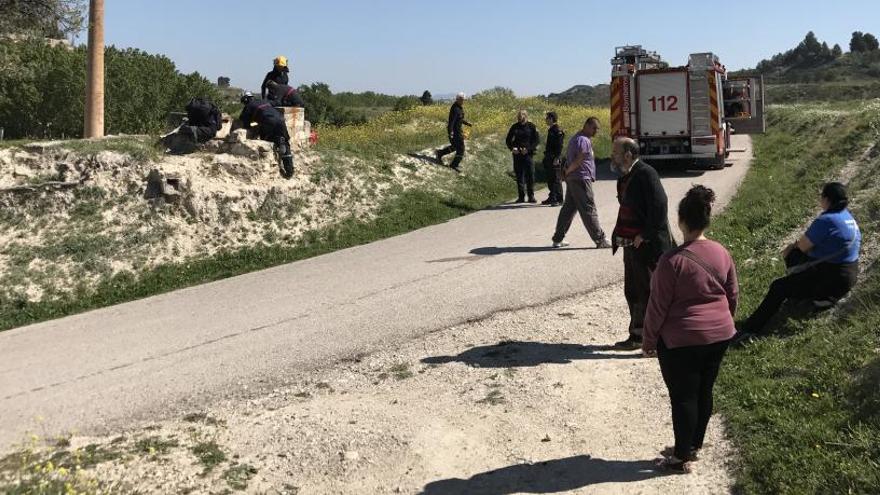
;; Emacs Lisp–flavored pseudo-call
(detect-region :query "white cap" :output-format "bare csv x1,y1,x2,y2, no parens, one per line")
456,92,466,99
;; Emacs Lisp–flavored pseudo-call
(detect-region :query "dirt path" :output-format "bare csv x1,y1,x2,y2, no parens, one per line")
16,282,732,494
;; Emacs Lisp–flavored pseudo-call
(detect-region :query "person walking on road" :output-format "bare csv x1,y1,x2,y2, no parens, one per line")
642,185,738,473
610,137,676,350
435,93,472,172
551,117,611,248
541,111,565,206
505,110,540,203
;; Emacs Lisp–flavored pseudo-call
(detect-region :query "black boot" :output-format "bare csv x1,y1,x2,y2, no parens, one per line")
277,138,294,179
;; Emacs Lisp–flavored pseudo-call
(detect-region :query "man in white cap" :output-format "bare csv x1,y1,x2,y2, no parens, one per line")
435,92,472,172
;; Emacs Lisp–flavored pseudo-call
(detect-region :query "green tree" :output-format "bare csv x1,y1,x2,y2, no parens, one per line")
0,40,220,138
851,31,867,53
473,86,516,101
297,82,336,125
864,33,879,51
0,0,85,39
832,44,843,58
419,90,433,106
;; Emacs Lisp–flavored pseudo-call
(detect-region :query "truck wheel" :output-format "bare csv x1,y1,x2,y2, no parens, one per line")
709,154,726,170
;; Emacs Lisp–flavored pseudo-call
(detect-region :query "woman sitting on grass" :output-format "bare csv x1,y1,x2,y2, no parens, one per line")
738,182,861,340
642,185,739,474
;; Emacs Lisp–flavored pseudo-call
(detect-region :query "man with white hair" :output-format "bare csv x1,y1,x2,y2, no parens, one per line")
435,92,472,172
610,136,675,349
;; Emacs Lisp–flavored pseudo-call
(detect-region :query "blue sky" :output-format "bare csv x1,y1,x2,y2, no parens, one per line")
100,0,879,96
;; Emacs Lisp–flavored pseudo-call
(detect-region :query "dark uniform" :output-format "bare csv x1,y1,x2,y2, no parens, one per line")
505,121,540,202
162,97,222,154
267,82,305,108
239,99,294,178
261,66,289,100
436,101,470,171
184,97,222,143
542,123,565,204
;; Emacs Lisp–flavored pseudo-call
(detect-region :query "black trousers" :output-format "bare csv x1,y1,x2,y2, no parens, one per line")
542,155,563,202
658,338,729,462
745,249,858,334
190,125,217,143
258,118,290,143
438,135,465,169
513,154,535,200
623,245,656,338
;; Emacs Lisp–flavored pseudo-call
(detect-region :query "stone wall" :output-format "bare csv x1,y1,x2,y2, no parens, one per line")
278,107,311,149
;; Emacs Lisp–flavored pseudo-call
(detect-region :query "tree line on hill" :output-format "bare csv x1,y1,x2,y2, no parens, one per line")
749,31,880,83
293,86,436,127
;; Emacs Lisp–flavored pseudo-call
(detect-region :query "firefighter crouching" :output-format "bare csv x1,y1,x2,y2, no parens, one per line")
162,97,223,154
266,80,305,108
238,91,295,179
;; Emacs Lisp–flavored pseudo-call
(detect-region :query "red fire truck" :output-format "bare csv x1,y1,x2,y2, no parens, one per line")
610,46,765,169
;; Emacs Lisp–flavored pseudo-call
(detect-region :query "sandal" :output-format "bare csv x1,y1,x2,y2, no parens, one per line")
654,455,692,474
660,446,700,461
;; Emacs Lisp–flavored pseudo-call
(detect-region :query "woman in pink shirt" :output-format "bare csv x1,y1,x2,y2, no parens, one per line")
643,185,738,473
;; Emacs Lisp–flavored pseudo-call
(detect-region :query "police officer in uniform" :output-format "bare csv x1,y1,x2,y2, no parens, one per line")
505,109,540,203
542,111,565,206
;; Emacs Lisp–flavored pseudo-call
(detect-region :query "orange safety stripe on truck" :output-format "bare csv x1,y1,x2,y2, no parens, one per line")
610,78,624,137
708,72,720,134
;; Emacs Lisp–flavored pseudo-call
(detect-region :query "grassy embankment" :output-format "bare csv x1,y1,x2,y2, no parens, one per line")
768,80,880,104
710,101,880,493
0,98,607,331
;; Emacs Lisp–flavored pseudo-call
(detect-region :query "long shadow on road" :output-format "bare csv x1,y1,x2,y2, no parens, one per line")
418,455,665,495
469,246,592,256
424,246,590,263
422,340,640,367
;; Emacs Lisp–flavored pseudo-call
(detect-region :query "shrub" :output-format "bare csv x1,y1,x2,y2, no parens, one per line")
0,39,221,139
393,96,419,112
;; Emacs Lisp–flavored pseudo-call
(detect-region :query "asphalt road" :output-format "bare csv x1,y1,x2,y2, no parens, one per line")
0,136,752,450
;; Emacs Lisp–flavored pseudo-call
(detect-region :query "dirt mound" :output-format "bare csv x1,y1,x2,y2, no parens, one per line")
0,138,456,304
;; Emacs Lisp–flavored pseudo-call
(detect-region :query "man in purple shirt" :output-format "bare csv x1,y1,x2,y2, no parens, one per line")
551,117,611,249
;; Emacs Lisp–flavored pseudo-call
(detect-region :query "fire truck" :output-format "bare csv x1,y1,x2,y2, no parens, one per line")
610,46,765,169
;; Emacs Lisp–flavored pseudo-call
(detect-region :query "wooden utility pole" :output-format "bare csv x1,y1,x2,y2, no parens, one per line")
84,0,105,138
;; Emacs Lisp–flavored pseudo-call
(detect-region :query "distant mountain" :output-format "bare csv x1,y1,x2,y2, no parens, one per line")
546,84,610,107
433,93,457,102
